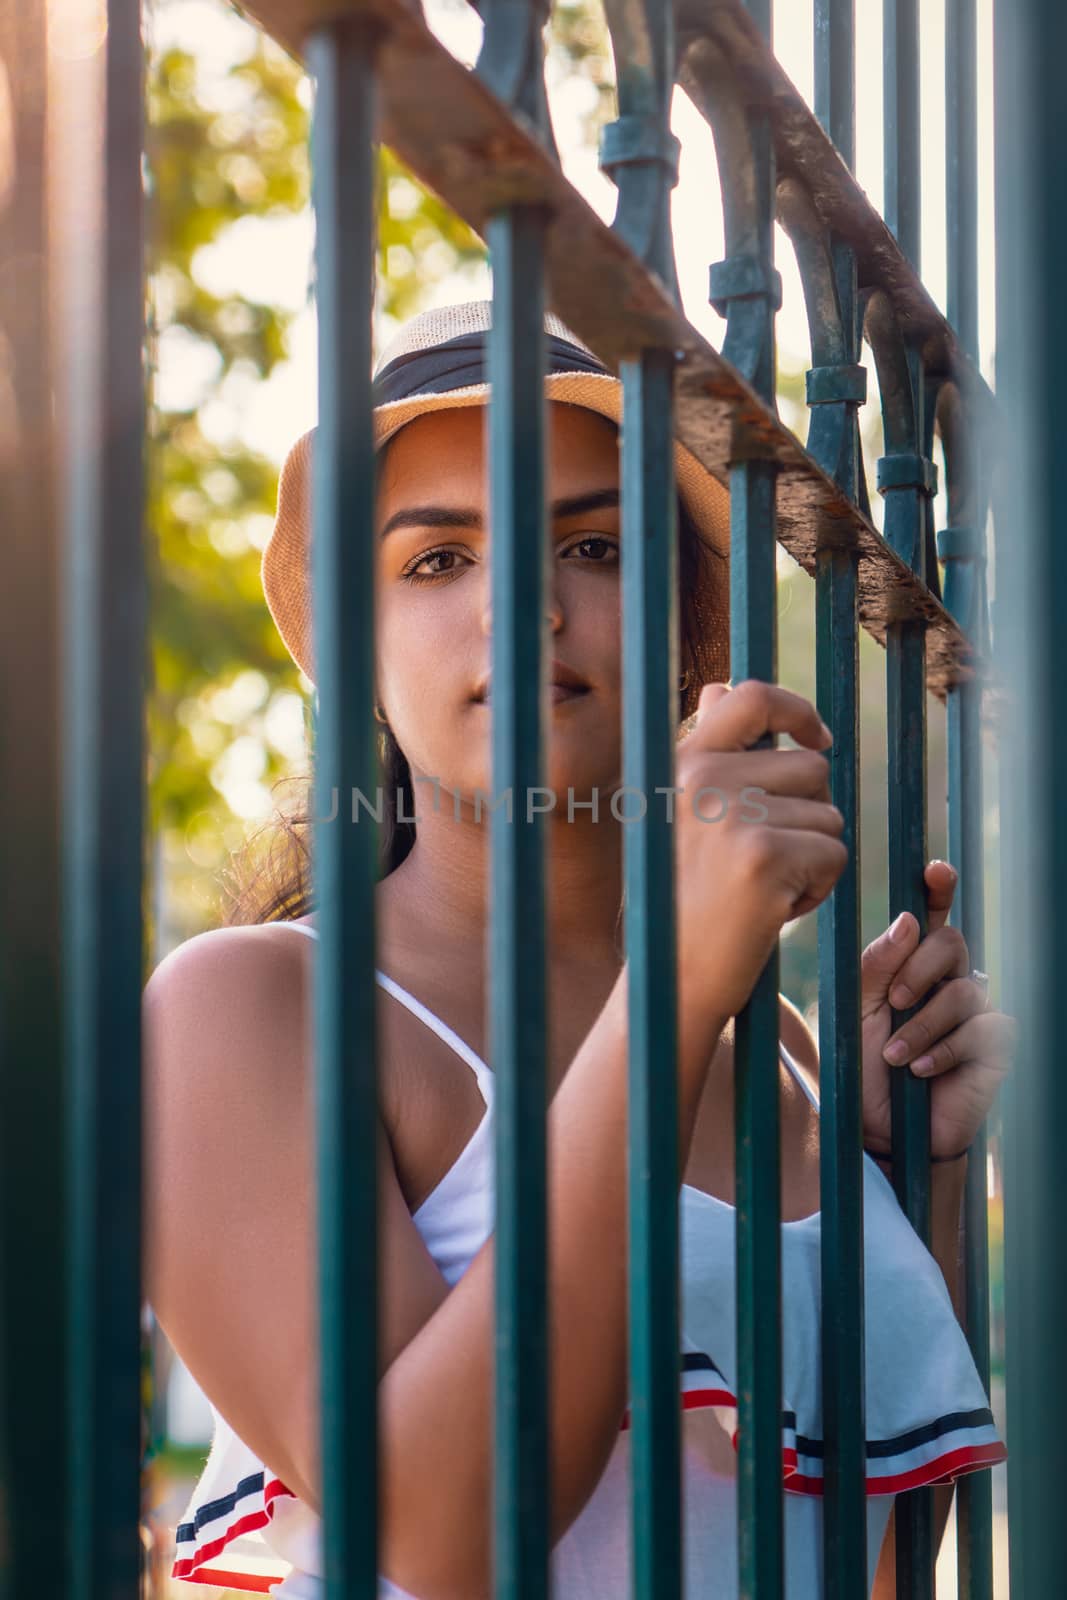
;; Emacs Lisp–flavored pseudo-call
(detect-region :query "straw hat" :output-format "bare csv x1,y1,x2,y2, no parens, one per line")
261,299,730,721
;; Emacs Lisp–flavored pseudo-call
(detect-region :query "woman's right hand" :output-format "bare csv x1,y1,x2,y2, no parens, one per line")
673,679,848,1022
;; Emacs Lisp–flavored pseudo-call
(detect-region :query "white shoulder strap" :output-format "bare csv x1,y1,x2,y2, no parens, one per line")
274,921,493,1101
778,1039,821,1113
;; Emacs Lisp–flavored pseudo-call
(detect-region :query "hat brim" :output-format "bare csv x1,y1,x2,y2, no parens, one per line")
262,371,731,714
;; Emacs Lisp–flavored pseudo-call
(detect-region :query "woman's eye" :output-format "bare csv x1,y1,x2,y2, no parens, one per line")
562,536,619,565
401,537,617,584
401,548,471,585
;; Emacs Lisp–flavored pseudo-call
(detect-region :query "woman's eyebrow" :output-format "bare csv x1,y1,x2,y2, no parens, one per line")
379,505,479,541
552,488,620,521
379,487,620,542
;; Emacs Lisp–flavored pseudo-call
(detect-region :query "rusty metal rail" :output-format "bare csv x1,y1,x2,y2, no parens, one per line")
239,0,976,697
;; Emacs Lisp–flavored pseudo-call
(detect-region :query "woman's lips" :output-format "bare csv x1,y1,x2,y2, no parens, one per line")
474,686,590,706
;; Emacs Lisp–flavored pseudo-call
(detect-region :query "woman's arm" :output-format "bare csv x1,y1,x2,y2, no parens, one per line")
144,927,730,1600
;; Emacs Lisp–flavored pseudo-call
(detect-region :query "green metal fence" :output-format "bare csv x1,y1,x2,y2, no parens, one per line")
5,0,1060,1596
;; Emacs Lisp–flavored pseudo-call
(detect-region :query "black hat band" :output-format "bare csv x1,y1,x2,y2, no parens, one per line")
372,330,611,406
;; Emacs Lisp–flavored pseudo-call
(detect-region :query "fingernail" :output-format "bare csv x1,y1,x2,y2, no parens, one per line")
930,858,957,878
889,983,913,1009
819,720,834,745
911,1053,935,1074
883,1040,909,1064
888,913,910,944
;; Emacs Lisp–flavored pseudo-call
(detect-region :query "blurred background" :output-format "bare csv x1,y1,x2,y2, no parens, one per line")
140,0,1005,1590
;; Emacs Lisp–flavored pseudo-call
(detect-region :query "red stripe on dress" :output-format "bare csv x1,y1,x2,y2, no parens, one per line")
783,1440,1008,1497
174,1565,279,1592
172,1477,295,1582
619,1385,737,1431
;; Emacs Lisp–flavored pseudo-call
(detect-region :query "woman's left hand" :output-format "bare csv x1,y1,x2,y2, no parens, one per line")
859,860,1017,1162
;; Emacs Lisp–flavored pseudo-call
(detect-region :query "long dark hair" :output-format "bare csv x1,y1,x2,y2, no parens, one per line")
221,451,719,927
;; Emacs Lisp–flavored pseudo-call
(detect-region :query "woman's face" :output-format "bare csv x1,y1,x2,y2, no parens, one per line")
374,401,626,808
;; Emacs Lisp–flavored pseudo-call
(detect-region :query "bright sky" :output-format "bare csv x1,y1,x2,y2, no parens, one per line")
150,0,997,471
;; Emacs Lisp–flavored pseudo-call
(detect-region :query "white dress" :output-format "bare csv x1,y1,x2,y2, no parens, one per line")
170,921,1006,1597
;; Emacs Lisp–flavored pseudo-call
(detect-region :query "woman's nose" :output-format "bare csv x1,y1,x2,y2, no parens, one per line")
480,588,563,635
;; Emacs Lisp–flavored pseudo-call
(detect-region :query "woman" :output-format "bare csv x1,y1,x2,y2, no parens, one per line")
146,300,1011,1599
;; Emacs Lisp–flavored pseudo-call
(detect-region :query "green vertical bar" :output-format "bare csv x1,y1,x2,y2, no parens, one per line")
813,554,864,1596
596,5,685,1592
990,17,1026,1600
885,610,935,1600
61,3,148,1595
812,6,869,1595
487,206,551,1600
745,0,772,42
946,667,992,1600
305,20,381,1598
884,621,931,1243
992,5,1067,1597
945,5,994,1598
621,348,682,1600
732,11,782,1598
946,0,979,363
884,0,921,271
731,461,783,1600
883,4,935,1591
815,0,855,167
0,2,67,1596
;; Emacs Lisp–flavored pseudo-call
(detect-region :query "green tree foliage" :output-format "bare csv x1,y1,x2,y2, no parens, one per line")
146,0,618,947
146,5,484,944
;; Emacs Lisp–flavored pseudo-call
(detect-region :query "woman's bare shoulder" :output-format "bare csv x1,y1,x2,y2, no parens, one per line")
703,998,818,1089
777,994,820,1098
143,923,316,1097
144,919,311,994
141,917,440,1143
